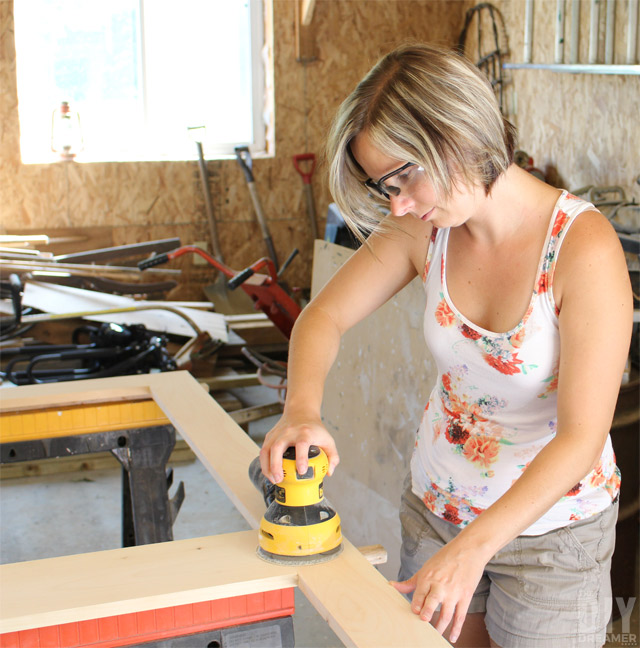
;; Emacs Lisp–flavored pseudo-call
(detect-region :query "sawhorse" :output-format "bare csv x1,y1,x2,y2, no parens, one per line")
0,399,184,546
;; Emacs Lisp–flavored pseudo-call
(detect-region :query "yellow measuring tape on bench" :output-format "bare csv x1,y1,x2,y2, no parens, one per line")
0,400,170,444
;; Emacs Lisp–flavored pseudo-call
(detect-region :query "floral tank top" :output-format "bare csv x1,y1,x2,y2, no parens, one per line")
411,190,620,535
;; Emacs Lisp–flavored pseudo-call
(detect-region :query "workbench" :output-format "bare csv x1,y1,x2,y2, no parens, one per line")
0,372,451,647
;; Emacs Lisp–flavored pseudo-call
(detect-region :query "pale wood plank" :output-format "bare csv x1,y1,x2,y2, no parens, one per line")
150,371,266,528
0,374,154,412
198,372,260,390
6,226,114,256
0,530,297,634
299,541,444,648
21,282,228,342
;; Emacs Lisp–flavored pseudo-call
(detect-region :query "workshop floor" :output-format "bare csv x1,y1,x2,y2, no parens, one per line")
1,383,637,647
0,384,343,648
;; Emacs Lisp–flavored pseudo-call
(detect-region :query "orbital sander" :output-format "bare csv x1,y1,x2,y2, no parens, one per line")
250,446,343,566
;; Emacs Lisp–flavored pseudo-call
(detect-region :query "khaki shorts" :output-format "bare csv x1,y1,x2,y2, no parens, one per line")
398,478,618,648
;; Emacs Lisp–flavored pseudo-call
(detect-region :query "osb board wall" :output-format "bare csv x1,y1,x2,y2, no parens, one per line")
311,241,437,580
0,0,466,300
489,0,639,203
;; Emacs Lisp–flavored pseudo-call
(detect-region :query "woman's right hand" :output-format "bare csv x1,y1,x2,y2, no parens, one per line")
259,410,339,484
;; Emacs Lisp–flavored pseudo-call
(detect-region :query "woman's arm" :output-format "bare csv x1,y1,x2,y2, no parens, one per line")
260,218,430,482
393,211,633,642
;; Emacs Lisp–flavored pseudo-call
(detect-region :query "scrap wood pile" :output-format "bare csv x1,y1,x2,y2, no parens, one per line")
0,234,246,386
0,235,183,298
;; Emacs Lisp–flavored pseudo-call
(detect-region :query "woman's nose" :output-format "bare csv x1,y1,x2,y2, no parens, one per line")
389,193,413,217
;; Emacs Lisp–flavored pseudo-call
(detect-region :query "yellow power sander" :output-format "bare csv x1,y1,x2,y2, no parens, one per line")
249,446,343,566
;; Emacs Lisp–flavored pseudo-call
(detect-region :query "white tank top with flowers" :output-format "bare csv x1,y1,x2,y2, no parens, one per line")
411,190,620,535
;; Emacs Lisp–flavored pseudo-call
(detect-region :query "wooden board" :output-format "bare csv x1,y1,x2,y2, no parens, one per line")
0,530,296,632
5,227,114,256
21,282,229,342
0,372,450,647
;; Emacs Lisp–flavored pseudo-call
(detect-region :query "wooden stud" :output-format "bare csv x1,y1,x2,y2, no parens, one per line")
294,0,317,63
628,0,639,64
555,0,565,63
301,0,316,26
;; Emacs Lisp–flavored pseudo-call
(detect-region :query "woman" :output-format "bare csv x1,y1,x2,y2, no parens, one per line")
259,43,632,647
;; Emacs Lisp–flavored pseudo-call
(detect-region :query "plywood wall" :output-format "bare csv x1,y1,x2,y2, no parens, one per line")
1,0,636,300
0,0,466,299
486,0,639,202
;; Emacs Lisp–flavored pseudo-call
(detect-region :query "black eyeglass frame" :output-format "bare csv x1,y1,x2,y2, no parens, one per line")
364,162,416,200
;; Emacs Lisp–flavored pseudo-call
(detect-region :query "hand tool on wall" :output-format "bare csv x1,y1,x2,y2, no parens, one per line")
249,446,343,565
293,153,318,240
194,139,223,262
190,134,254,314
234,147,279,271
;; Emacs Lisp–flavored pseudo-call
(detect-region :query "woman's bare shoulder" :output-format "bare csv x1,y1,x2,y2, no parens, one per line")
559,208,624,261
554,208,630,309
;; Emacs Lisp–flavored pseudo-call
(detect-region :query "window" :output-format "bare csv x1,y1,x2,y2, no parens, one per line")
13,0,268,163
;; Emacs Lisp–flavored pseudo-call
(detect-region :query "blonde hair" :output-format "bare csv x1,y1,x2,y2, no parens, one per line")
326,42,516,240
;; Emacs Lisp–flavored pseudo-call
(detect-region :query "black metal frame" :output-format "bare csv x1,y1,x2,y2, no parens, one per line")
1,424,184,546
142,616,295,648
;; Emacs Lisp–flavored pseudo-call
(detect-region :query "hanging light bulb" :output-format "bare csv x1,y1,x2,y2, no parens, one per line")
51,101,83,161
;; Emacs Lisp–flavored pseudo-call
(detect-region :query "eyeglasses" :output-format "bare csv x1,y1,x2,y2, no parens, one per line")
364,162,426,201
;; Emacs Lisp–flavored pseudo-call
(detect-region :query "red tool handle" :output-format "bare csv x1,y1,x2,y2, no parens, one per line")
138,246,236,279
292,153,316,185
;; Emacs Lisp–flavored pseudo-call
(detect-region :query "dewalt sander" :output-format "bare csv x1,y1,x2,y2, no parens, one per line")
249,446,343,566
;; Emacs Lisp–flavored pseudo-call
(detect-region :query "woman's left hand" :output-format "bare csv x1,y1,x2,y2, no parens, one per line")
390,540,487,643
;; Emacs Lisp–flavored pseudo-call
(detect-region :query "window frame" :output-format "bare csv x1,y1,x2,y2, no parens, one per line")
13,0,272,164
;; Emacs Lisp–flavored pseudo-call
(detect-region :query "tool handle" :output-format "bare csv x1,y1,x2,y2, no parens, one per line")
247,183,280,270
196,141,223,261
293,153,316,184
303,185,318,239
236,146,279,270
265,236,279,272
228,267,255,290
8,273,23,325
138,253,169,270
277,248,299,279
234,146,254,183
229,256,280,290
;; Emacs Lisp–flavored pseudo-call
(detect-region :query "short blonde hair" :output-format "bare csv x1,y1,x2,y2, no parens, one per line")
326,42,516,240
